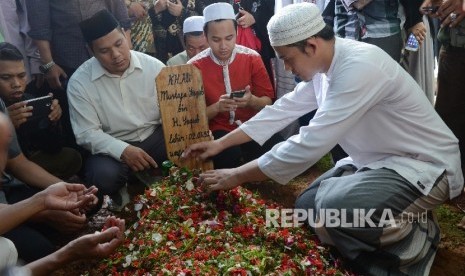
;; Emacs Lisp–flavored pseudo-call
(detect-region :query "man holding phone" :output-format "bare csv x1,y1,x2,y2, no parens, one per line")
0,76,98,262
188,3,280,169
0,42,81,180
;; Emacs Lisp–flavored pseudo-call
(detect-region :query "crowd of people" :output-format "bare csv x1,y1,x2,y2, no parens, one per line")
0,0,464,274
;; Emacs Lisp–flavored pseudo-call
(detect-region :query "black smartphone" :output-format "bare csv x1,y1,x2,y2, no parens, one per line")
24,95,53,121
230,90,246,98
422,6,439,13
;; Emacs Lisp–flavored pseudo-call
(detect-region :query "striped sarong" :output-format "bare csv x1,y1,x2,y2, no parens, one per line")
295,165,448,275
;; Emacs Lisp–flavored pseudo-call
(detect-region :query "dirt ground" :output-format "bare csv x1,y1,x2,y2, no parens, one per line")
56,164,465,275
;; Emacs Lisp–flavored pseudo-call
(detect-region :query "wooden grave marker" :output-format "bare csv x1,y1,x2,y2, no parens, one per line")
156,64,213,172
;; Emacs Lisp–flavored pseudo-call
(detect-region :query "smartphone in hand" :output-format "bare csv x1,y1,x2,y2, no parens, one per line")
24,95,53,121
405,33,419,52
230,90,246,98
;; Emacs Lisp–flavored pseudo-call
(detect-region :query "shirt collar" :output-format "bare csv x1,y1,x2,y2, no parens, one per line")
91,50,142,81
325,37,339,79
209,46,238,66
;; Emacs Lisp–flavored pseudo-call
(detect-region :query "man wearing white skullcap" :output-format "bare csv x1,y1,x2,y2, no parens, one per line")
188,2,281,169
167,16,208,66
184,3,463,275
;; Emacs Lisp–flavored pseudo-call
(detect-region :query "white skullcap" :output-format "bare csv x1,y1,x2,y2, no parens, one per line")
203,3,235,23
267,3,326,47
183,16,205,34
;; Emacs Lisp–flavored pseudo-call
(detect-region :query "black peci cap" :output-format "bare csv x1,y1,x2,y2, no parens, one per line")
79,9,119,44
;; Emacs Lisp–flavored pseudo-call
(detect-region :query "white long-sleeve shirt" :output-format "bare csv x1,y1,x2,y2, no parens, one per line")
68,51,165,160
241,37,464,199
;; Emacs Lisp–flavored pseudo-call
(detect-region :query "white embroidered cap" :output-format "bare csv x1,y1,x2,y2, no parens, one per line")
267,3,326,47
203,2,236,23
183,16,205,34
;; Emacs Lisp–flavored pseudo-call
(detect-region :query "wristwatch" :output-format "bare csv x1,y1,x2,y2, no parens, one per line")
39,61,55,74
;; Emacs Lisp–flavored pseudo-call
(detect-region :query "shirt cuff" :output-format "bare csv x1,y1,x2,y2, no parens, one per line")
108,140,130,160
257,153,290,185
27,30,52,41
240,122,270,146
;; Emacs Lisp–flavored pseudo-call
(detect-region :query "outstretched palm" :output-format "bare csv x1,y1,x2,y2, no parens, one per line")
41,183,93,211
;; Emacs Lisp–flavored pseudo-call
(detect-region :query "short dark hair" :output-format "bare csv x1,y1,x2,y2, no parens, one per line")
0,42,24,61
287,25,335,52
183,31,204,44
203,19,237,36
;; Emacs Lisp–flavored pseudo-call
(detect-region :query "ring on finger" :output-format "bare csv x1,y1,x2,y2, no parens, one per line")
451,13,457,21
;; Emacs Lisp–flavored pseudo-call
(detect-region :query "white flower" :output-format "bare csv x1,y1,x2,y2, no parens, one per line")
301,259,311,266
132,222,139,230
122,255,132,268
134,203,143,211
128,243,134,251
152,233,163,243
183,218,193,227
131,252,139,259
200,219,221,226
185,179,194,191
